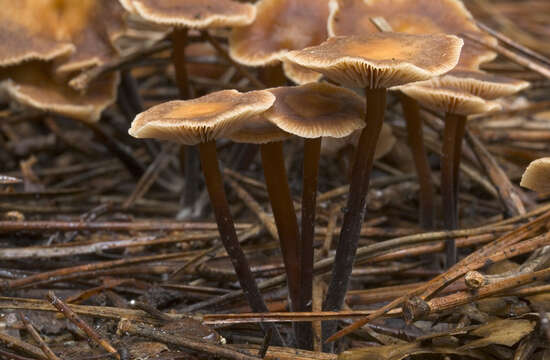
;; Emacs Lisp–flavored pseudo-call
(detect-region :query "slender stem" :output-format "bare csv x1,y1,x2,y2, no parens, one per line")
296,137,321,350
322,88,386,348
84,122,144,179
172,28,191,99
441,113,464,266
198,141,284,346
453,115,467,212
172,28,200,208
260,141,301,312
400,94,435,229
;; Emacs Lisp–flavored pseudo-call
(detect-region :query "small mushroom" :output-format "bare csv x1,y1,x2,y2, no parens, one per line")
328,0,496,70
0,0,124,73
283,32,463,342
0,1,144,178
229,83,364,348
328,0,497,229
119,0,256,207
396,82,501,265
430,70,530,99
520,158,550,193
129,89,283,344
229,0,330,85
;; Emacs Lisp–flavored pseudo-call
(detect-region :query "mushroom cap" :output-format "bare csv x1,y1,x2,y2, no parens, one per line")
264,83,365,138
0,0,124,72
394,82,501,116
129,89,276,145
1,62,119,123
229,0,330,70
327,0,497,70
283,33,463,89
520,158,550,193
228,115,293,144
431,70,530,100
321,122,395,160
56,0,126,74
282,61,323,85
122,0,256,28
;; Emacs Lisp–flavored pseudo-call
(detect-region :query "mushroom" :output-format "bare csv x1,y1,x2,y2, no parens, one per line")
283,32,463,342
0,0,144,178
119,0,255,207
128,89,284,345
0,0,124,73
327,0,496,229
520,158,550,193
395,82,501,265
229,0,330,85
229,82,364,348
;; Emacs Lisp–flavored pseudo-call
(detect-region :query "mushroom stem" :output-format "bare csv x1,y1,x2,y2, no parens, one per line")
84,122,145,179
296,137,322,350
172,28,200,208
171,27,191,100
323,88,386,346
453,114,467,209
197,141,284,345
260,141,301,312
441,113,467,266
400,94,435,229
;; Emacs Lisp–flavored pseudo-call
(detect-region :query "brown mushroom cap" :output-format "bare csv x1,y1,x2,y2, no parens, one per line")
129,89,276,145
283,33,463,89
1,62,119,123
229,0,330,83
395,82,501,115
122,0,256,28
520,158,550,193
431,70,530,100
0,0,124,73
264,83,365,138
228,115,292,144
327,0,496,70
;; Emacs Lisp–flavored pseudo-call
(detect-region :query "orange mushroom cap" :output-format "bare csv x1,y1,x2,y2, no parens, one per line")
283,33,463,89
1,62,119,123
328,0,497,70
229,0,330,84
0,0,125,73
520,158,550,193
428,70,530,100
129,89,276,145
395,82,502,116
120,0,256,28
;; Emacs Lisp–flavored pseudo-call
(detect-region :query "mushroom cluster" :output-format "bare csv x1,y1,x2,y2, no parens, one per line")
0,0,146,178
1,0,533,353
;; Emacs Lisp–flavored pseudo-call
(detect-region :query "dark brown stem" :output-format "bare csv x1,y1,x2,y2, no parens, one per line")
84,122,144,179
260,141,301,312
172,27,191,99
198,141,283,345
173,28,200,208
400,94,434,229
452,114,467,211
296,137,321,350
322,88,386,348
441,113,467,266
